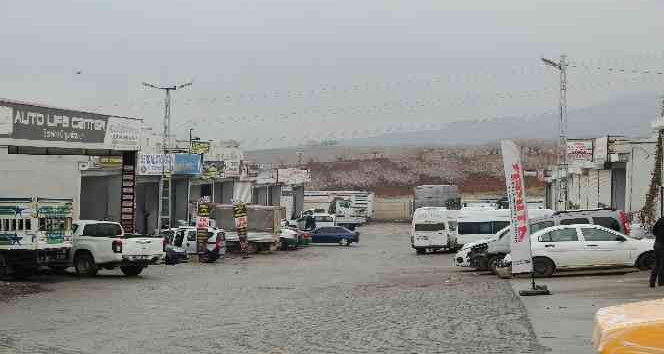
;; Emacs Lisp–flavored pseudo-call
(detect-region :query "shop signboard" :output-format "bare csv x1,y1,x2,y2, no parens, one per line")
0,99,141,151
191,141,210,155
245,162,260,177
566,140,594,162
277,168,311,185
120,152,136,233
593,137,608,164
256,169,277,184
201,161,224,179
97,156,123,167
138,153,173,175
196,201,210,257
224,160,241,178
173,154,202,175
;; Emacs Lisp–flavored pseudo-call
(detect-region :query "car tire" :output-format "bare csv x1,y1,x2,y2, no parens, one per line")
470,254,488,271
636,251,655,271
339,238,349,247
487,255,504,275
416,248,426,255
532,257,555,277
74,252,98,277
120,265,144,277
280,239,289,251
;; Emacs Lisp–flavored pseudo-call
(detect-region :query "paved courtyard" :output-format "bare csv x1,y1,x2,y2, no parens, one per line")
1,223,544,354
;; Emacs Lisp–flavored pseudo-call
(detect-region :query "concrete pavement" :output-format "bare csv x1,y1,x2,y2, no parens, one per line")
512,269,664,353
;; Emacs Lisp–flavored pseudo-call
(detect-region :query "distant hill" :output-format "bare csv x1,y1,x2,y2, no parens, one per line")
339,93,658,147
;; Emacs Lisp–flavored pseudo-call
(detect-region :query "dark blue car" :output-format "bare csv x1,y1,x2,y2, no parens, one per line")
310,226,359,246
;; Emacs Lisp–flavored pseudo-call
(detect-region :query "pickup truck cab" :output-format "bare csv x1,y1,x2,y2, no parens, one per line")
70,220,165,277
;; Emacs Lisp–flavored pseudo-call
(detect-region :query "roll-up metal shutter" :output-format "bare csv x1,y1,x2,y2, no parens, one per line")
598,170,612,208
588,170,599,208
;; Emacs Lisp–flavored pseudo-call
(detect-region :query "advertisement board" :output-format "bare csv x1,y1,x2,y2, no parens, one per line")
0,99,141,151
224,160,241,177
173,154,202,175
277,168,311,185
257,169,277,184
138,153,173,175
593,137,608,164
567,140,594,162
201,161,224,179
190,141,210,155
501,140,532,274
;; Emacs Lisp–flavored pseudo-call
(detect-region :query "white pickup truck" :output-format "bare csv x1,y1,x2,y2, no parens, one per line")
65,220,165,277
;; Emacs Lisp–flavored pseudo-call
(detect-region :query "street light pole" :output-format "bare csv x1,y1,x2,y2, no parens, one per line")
142,81,192,232
541,55,569,211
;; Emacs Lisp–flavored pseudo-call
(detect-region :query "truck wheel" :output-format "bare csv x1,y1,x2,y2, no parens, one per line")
280,239,289,251
74,252,98,277
120,265,144,277
416,248,426,255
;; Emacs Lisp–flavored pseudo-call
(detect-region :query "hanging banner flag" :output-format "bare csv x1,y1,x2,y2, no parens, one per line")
501,140,532,274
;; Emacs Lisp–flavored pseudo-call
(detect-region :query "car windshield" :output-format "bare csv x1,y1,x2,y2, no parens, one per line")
2,3,655,353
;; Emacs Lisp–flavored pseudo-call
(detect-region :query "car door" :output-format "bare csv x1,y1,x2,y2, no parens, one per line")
77,223,114,264
537,227,584,268
310,228,324,243
331,227,347,242
186,229,198,254
578,226,630,266
313,227,333,243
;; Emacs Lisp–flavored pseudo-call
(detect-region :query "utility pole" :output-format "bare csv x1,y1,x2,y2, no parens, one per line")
541,55,569,210
296,151,304,166
142,81,192,232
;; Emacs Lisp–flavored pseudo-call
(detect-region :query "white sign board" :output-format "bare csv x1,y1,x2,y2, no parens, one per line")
593,137,608,164
137,153,173,175
278,168,311,185
0,105,13,135
501,140,532,274
104,117,141,151
566,140,594,162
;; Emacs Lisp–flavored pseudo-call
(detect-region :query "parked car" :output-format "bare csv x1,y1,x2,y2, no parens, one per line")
459,208,628,274
68,220,165,277
529,224,654,277
310,226,359,246
280,226,301,250
160,229,189,265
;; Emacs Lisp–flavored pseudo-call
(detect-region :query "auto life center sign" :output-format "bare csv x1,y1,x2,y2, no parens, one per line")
0,99,141,151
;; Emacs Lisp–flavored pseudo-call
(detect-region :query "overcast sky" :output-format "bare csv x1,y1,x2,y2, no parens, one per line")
1,0,663,148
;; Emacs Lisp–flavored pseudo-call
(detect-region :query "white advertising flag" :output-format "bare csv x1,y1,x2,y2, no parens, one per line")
501,140,532,274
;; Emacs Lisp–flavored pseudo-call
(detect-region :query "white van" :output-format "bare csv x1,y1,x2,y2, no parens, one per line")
411,207,458,254
455,208,555,246
455,209,512,246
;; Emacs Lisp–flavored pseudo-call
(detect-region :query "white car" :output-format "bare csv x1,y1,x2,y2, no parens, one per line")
68,220,165,277
529,224,654,277
454,240,488,267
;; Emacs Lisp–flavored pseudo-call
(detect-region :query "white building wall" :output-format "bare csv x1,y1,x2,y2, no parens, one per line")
626,143,657,215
